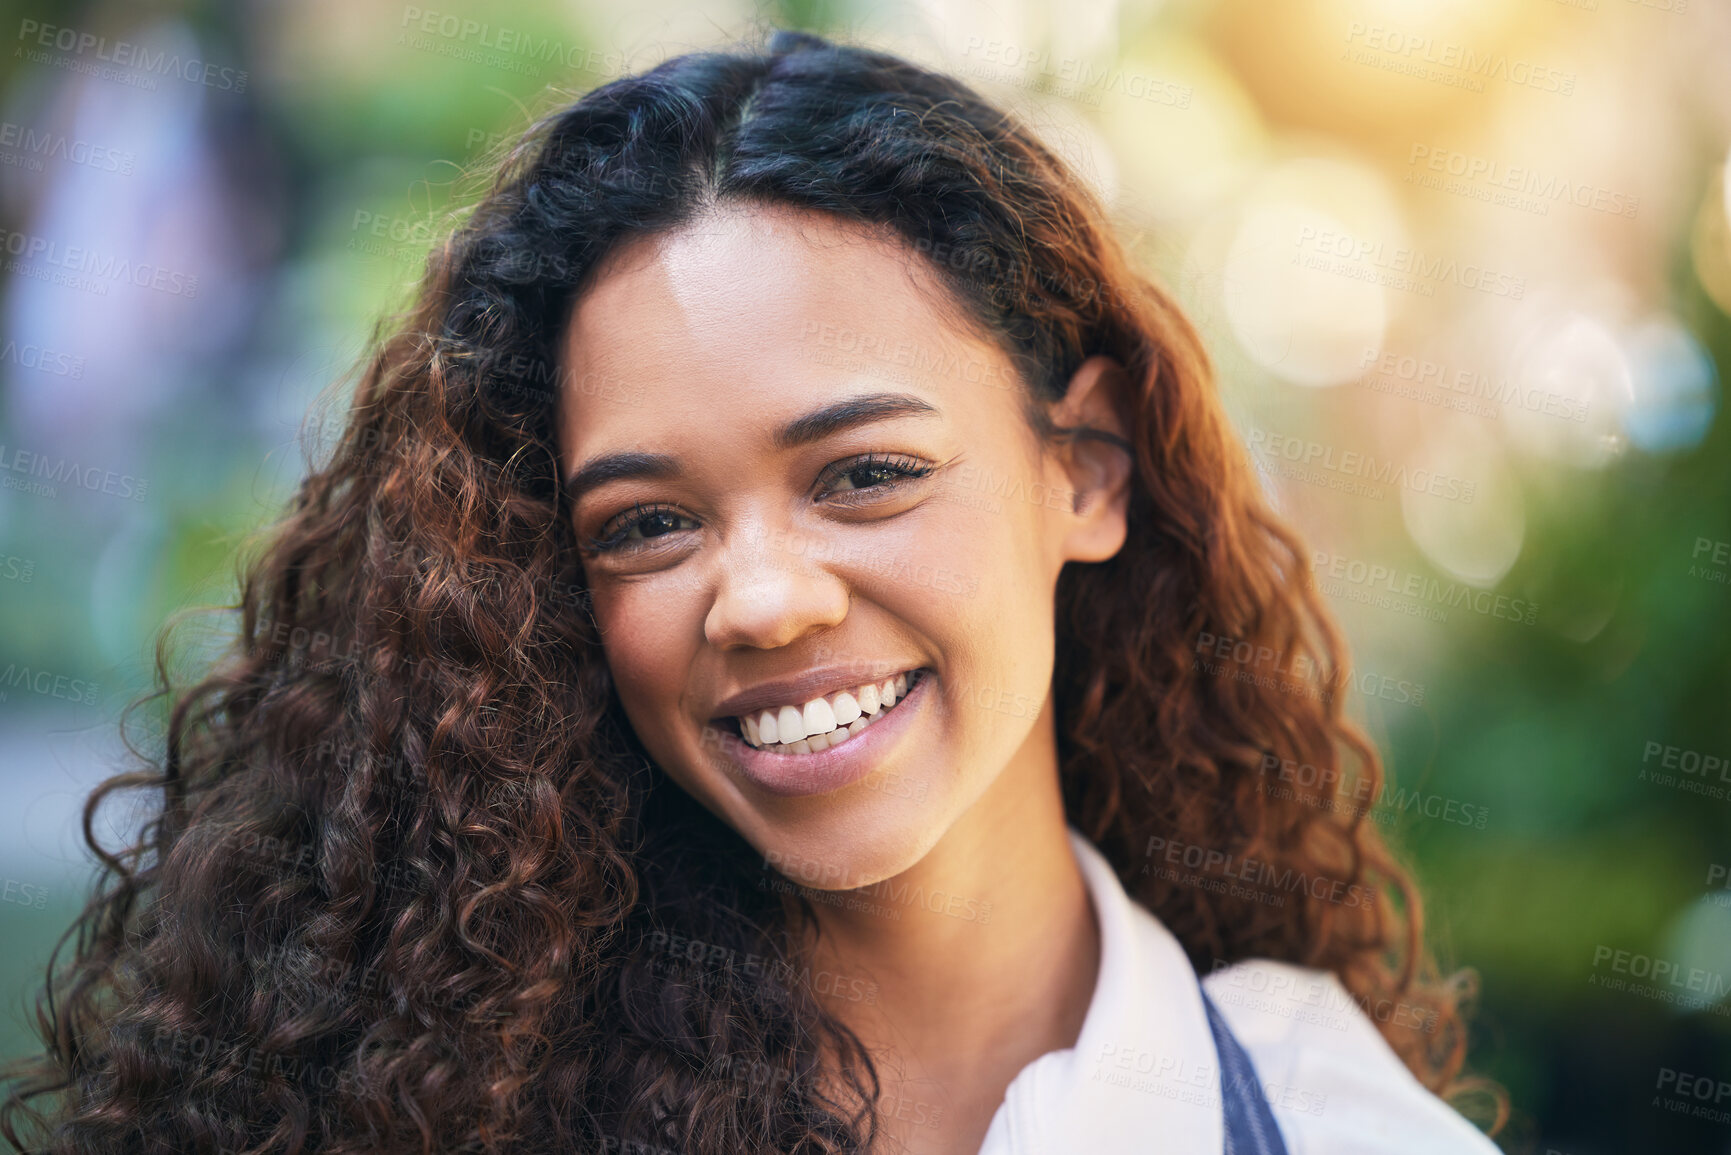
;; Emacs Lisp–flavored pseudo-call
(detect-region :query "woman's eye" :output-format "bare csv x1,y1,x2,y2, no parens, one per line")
817,454,935,498
584,457,934,555
587,503,698,554
833,464,903,491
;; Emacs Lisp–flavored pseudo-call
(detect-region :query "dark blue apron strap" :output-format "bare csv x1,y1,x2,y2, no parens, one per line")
1199,986,1291,1155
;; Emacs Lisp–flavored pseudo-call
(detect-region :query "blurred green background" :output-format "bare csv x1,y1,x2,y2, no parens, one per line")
2,0,1729,1151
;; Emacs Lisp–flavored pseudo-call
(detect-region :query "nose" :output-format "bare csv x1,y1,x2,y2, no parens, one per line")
704,526,850,651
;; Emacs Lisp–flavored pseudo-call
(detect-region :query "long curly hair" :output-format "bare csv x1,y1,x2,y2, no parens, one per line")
2,28,1499,1155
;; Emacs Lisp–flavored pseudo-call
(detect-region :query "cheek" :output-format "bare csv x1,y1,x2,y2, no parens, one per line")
934,481,1054,615
879,485,1057,696
948,497,1059,708
592,581,699,722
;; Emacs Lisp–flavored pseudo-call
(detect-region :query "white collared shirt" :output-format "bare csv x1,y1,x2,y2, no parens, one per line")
975,829,1503,1154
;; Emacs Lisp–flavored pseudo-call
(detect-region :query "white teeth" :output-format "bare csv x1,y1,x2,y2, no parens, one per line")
777,704,807,744
732,670,922,754
803,697,837,736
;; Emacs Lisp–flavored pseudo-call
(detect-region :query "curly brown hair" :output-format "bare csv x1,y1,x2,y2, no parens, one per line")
1,28,1500,1155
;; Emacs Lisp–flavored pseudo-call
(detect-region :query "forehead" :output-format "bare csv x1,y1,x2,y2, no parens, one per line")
557,203,1008,450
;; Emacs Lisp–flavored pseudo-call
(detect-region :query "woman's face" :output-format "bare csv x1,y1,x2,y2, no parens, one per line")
557,202,1127,889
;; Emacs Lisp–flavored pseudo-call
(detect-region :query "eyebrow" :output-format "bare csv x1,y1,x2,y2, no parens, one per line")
561,392,940,504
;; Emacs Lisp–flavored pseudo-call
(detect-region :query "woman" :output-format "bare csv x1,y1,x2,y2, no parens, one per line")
3,29,1504,1155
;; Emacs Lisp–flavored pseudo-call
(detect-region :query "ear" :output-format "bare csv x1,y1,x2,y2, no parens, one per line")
1045,355,1135,564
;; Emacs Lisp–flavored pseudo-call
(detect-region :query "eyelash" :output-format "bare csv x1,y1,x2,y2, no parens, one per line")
582,453,937,555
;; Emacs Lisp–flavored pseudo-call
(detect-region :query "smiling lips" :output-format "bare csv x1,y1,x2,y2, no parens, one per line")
736,670,923,755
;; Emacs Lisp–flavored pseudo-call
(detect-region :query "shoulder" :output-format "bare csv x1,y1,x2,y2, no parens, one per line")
1201,958,1502,1155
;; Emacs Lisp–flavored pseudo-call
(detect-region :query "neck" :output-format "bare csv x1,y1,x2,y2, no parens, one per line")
803,698,1101,1140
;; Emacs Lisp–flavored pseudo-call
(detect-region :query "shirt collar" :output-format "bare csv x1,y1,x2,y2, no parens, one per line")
976,826,1225,1154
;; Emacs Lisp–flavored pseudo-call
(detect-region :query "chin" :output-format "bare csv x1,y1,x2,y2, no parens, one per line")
750,799,954,894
